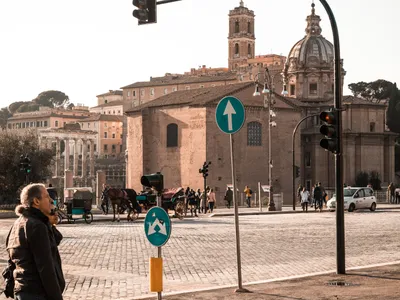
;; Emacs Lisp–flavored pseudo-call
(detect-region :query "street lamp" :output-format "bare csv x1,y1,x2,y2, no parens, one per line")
253,67,284,211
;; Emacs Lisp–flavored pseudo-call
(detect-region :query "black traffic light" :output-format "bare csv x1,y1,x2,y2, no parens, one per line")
295,166,300,178
141,172,164,192
319,110,339,154
199,161,211,178
132,0,157,25
20,155,31,174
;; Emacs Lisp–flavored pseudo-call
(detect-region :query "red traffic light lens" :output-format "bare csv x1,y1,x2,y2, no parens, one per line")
320,111,336,124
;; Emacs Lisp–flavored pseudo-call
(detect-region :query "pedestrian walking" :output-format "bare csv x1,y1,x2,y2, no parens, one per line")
310,184,315,208
6,183,65,300
297,184,303,204
300,187,310,212
195,188,201,214
244,186,252,208
388,183,395,204
100,183,110,215
224,187,233,208
313,182,323,212
207,188,216,213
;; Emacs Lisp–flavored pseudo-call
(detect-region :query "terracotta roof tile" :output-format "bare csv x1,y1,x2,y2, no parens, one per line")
121,73,237,89
91,100,124,109
125,83,254,113
80,114,124,122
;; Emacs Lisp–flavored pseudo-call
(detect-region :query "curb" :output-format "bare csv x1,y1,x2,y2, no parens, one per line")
210,206,400,217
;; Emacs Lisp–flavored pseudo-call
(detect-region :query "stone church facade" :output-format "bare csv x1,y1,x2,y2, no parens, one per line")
125,1,396,204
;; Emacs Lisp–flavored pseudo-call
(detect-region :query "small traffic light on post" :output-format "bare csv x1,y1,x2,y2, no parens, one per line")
319,110,339,154
132,0,157,25
141,172,164,193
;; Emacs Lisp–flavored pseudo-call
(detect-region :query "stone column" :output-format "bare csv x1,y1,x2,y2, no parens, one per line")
81,139,88,178
54,138,60,178
90,139,95,177
96,170,106,206
64,170,74,202
73,139,79,177
64,138,70,171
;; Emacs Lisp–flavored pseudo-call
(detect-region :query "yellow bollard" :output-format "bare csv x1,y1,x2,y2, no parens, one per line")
149,257,163,292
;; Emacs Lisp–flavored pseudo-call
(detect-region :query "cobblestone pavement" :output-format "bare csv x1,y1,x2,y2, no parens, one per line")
1,211,400,299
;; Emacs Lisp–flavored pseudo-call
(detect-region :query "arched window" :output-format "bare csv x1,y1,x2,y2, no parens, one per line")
247,122,262,146
235,21,239,33
248,44,251,56
167,123,178,147
235,43,239,55
247,21,251,33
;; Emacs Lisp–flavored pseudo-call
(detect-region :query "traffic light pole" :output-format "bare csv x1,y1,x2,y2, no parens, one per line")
291,114,320,210
319,0,345,275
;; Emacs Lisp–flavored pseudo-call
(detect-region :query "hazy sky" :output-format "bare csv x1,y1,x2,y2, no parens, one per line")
0,0,398,108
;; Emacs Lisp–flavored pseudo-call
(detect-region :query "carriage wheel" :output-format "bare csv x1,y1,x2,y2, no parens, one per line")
175,202,185,220
57,213,62,225
84,212,93,224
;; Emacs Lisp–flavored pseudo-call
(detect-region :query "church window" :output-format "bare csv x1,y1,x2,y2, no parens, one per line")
133,90,136,97
105,99,108,104
164,88,168,95
55,121,59,127
248,21,251,33
172,87,177,92
370,122,376,132
127,91,130,97
167,123,178,147
248,44,251,56
235,43,239,55
150,88,155,96
290,84,296,96
235,21,239,33
309,83,318,95
247,121,262,146
140,89,145,96
305,152,311,167
44,121,48,127
104,132,108,138
104,144,108,152
112,144,116,153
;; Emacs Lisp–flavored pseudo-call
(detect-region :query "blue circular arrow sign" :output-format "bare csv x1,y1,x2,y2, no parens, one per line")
144,207,171,247
215,96,246,134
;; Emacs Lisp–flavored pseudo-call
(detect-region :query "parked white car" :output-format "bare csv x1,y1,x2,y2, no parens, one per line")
326,187,377,212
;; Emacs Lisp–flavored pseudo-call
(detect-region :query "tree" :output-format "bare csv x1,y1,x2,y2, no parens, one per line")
386,83,400,133
0,107,11,129
8,101,28,114
348,79,395,103
33,90,70,108
0,131,54,203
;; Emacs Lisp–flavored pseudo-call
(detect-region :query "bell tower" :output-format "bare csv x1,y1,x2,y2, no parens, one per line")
228,1,255,71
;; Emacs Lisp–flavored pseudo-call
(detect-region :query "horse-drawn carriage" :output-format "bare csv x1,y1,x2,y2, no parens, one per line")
55,187,94,224
136,187,186,219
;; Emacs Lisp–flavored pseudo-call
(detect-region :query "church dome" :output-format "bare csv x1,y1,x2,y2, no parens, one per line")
285,3,333,71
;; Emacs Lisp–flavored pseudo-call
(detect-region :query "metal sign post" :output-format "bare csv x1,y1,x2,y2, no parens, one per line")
144,203,171,300
216,96,248,293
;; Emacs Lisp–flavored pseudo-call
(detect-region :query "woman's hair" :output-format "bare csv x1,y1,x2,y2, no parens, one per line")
15,183,45,216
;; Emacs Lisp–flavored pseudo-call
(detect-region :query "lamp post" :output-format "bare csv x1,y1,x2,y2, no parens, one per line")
253,67,286,211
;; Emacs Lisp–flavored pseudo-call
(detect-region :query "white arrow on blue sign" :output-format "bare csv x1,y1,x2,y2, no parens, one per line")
215,96,246,134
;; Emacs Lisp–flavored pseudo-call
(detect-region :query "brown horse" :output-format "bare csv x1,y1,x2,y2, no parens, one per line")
105,188,138,222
